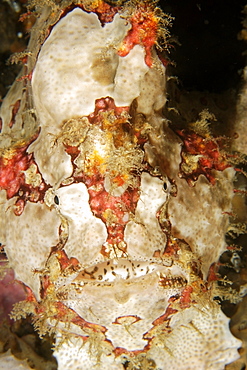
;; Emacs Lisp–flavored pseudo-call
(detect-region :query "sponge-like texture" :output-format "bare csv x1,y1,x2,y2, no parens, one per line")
124,172,168,259
31,8,148,124
56,183,107,265
4,201,60,298
52,303,240,370
168,168,235,278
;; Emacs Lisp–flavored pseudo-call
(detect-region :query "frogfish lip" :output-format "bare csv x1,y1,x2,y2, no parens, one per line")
74,257,189,288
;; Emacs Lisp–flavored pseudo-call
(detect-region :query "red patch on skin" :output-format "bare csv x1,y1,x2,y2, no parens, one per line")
0,145,33,199
65,145,80,159
207,263,219,283
59,2,120,27
0,134,49,213
24,285,37,303
163,237,180,257
117,3,160,67
233,188,247,196
84,176,140,245
177,129,231,185
179,285,193,309
13,179,49,216
88,180,138,224
114,346,147,358
89,1,120,25
25,266,107,334
88,97,129,125
19,11,33,22
157,50,171,67
35,299,107,333
14,199,25,216
152,305,178,326
106,224,127,245
113,315,141,325
56,250,80,272
40,275,51,299
141,305,178,348
16,71,33,82
9,100,21,128
227,245,240,251
63,97,140,245
38,295,107,333
66,303,107,333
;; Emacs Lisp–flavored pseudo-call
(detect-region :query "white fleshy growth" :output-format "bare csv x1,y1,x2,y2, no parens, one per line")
168,168,235,278
66,263,188,350
28,132,73,186
147,303,240,370
51,300,240,370
31,8,148,124
4,201,60,298
54,336,123,370
55,183,107,265
125,172,168,258
29,8,152,186
137,60,167,116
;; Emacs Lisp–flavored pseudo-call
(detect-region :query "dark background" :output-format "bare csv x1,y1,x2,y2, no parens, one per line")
162,0,246,92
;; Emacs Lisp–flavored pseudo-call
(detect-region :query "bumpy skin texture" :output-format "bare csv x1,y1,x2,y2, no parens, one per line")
0,1,241,369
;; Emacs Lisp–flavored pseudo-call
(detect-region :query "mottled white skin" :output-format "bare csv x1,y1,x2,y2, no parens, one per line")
148,304,241,370
168,168,235,278
137,62,167,116
31,9,148,122
68,273,179,350
66,255,189,350
29,8,149,186
54,336,124,370
28,134,73,187
55,183,107,265
146,122,235,278
29,8,167,187
4,201,60,298
52,303,240,370
40,171,239,368
125,172,168,259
